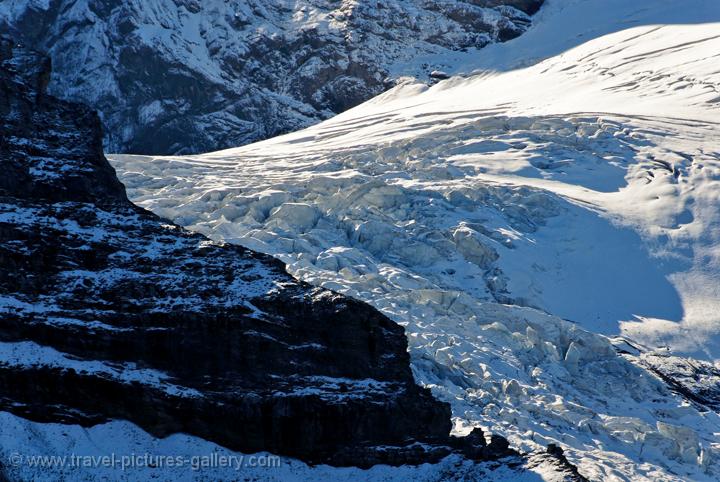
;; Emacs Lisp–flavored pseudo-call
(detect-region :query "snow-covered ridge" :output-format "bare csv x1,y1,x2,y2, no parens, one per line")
111,0,720,480
1,412,575,482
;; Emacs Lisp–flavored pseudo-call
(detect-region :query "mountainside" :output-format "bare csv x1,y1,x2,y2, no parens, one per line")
0,0,542,155
0,35,514,476
0,36,592,482
111,0,720,480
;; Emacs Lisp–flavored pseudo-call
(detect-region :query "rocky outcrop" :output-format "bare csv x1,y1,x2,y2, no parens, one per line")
0,38,520,467
637,352,720,411
0,0,543,155
527,444,589,482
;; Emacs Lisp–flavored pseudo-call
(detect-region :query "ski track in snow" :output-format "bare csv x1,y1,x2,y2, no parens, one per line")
103,0,719,480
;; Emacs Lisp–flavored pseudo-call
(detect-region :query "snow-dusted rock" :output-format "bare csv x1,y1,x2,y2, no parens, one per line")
0,0,542,154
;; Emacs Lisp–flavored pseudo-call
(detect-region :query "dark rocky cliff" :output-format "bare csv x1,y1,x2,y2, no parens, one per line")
0,38,518,468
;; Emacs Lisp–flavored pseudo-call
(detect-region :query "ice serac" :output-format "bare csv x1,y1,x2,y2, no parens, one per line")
0,38,471,467
0,0,543,154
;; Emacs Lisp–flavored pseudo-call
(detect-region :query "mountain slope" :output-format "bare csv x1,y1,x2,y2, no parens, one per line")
0,35,481,474
0,36,588,482
0,0,542,155
111,0,720,480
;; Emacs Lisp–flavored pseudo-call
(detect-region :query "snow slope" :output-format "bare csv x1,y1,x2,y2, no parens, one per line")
111,0,720,480
1,413,576,482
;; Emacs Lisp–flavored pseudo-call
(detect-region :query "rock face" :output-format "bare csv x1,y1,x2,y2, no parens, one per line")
0,38,503,466
637,352,720,412
0,0,543,154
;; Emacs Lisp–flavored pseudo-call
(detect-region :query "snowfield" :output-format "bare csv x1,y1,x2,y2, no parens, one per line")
110,0,720,480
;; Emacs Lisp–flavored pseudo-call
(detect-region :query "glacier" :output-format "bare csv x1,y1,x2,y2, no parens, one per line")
8,0,720,479
107,0,720,480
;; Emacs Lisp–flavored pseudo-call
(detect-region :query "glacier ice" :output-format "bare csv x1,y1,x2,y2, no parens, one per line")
108,0,720,480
